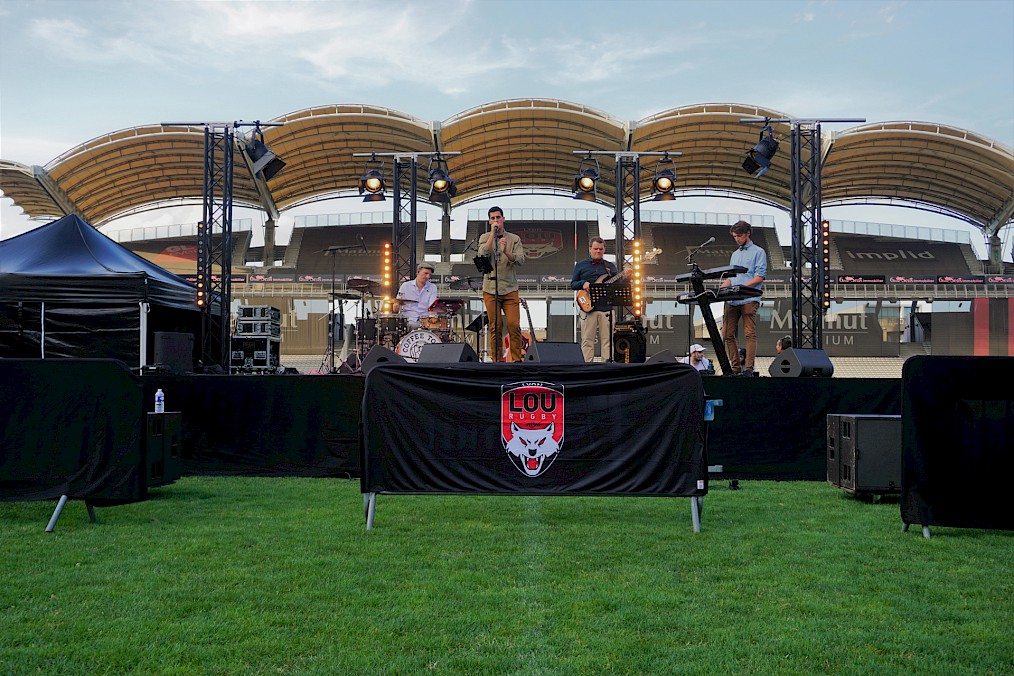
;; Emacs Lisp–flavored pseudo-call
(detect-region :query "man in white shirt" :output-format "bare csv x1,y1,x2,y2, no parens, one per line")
396,262,438,328
681,343,712,372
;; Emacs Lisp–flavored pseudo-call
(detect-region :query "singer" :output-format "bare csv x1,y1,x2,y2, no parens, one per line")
477,206,526,362
719,220,767,375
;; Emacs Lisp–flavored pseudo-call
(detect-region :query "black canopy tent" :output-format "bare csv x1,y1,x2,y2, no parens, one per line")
0,214,204,368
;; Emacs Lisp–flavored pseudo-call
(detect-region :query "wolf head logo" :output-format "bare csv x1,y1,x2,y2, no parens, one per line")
505,421,560,477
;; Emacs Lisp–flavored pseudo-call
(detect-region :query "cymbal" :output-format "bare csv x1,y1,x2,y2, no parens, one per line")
329,292,359,300
346,278,381,293
449,276,483,291
388,297,418,305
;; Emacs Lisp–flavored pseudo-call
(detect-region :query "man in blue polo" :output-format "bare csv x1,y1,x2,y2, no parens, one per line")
720,220,767,375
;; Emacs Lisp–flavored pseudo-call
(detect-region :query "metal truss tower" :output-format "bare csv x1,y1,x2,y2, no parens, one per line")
790,123,824,349
614,155,642,322
198,125,234,371
392,157,419,285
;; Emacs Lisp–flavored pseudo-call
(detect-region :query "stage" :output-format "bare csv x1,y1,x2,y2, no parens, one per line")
140,367,899,482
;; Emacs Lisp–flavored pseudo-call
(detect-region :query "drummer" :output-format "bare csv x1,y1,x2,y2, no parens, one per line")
396,261,438,329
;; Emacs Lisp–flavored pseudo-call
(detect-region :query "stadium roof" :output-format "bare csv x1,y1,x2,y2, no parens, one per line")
2,99,1012,236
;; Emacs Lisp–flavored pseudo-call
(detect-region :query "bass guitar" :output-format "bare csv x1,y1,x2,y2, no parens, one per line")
576,248,662,313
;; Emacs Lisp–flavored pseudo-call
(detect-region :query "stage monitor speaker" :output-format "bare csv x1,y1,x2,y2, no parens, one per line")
525,341,585,363
613,331,646,363
146,412,183,488
361,345,407,374
646,350,679,364
768,348,834,378
417,343,478,363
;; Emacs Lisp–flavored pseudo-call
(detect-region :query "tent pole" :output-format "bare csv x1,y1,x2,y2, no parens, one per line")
139,302,149,371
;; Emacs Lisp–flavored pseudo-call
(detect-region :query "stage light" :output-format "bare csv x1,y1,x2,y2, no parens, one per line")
383,242,392,293
246,138,286,181
651,153,677,201
742,124,779,177
572,154,600,201
427,154,457,202
821,220,832,309
358,155,387,202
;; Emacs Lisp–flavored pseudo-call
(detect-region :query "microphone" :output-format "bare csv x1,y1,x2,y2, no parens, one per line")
463,235,477,253
359,235,368,253
686,236,716,262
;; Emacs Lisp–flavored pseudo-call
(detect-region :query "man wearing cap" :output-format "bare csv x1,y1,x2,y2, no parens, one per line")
396,262,438,329
681,344,712,372
720,220,766,375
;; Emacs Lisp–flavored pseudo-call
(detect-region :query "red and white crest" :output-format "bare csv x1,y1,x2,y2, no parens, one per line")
501,381,565,477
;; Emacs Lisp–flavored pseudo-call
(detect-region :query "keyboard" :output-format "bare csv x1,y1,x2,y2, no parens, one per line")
677,285,762,305
673,265,747,283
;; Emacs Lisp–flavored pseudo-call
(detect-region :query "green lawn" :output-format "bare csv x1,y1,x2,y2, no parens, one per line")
2,478,1011,674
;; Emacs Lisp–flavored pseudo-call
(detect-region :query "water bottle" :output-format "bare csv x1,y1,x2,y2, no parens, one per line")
154,388,165,414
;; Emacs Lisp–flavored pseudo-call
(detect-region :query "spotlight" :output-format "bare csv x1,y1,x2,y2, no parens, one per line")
358,155,387,202
572,154,600,201
742,124,779,177
651,152,677,201
246,138,286,181
427,154,457,202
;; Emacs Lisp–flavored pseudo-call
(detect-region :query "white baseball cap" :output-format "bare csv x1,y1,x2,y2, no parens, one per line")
689,343,706,353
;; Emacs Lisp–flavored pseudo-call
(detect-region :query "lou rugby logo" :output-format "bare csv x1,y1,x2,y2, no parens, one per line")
501,381,564,477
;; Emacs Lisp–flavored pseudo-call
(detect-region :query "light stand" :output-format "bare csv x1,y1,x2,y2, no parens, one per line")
739,116,864,349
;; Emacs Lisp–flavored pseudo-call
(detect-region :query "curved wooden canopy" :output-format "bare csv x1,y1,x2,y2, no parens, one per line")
2,98,1011,235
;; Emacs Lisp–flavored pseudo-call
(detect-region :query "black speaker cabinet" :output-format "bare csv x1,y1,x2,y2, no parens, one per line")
362,345,407,374
146,412,183,489
153,332,194,374
827,414,901,494
525,341,585,363
769,348,834,377
646,350,679,364
417,343,478,363
613,330,646,363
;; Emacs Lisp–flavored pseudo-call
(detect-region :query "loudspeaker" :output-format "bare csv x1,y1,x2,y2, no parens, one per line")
646,350,679,364
417,343,478,363
613,331,646,363
153,332,194,374
525,341,585,363
768,348,834,377
827,414,901,494
146,412,183,489
361,345,407,374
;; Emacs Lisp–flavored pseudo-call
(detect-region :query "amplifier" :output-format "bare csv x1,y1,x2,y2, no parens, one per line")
239,305,281,322
236,320,281,337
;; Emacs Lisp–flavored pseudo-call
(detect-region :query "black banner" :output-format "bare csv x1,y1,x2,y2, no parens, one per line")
361,363,706,496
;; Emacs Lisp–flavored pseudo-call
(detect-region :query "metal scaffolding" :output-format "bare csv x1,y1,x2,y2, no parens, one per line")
199,125,234,370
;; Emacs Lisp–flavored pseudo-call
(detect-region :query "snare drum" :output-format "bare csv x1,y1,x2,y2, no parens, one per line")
396,329,442,362
420,314,450,332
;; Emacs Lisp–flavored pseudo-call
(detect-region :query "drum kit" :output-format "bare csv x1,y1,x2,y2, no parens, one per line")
342,277,468,364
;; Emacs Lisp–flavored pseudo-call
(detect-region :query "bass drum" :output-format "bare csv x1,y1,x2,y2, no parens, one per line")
396,329,442,362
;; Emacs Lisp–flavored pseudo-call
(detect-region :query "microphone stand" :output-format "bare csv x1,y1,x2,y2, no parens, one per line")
685,245,733,376
493,232,502,362
321,244,360,374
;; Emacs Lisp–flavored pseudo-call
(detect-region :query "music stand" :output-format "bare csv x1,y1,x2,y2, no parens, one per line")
472,255,493,276
465,312,489,361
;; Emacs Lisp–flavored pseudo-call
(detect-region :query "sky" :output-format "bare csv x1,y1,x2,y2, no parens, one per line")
1,0,1012,255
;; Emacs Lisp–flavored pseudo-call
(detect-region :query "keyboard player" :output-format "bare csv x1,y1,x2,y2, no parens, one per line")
719,221,767,375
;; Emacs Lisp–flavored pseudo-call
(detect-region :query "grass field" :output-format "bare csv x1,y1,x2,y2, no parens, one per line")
2,478,1011,675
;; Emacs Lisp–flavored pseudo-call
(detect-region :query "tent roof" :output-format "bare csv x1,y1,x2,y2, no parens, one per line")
0,214,198,309
1,99,1012,234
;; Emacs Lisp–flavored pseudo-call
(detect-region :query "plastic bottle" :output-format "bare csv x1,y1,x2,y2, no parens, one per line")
154,388,165,414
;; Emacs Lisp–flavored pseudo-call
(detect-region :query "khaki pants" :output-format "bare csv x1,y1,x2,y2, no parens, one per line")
722,301,759,372
579,310,611,362
483,291,523,363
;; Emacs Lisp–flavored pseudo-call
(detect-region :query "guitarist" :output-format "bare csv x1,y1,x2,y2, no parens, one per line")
570,237,618,362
